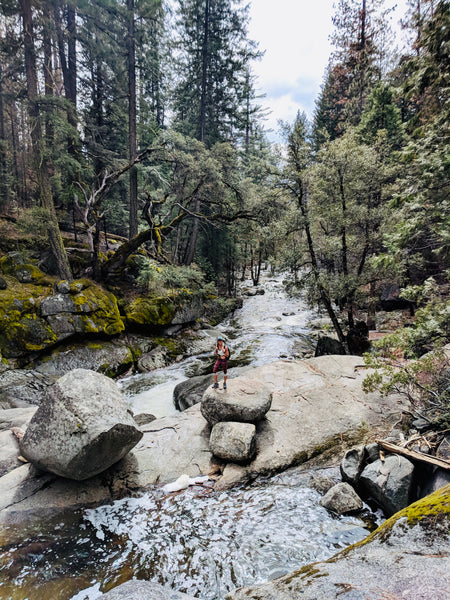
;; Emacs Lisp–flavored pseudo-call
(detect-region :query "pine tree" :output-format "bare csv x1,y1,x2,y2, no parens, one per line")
173,0,260,147
313,0,393,147
172,0,260,265
18,0,73,280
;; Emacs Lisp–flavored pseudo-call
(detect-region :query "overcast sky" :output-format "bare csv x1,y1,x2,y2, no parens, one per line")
247,0,410,139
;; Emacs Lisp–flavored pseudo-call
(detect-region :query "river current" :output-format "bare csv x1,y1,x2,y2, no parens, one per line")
0,276,377,600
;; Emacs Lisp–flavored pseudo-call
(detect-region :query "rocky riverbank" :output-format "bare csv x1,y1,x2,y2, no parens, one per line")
0,355,411,522
0,251,240,375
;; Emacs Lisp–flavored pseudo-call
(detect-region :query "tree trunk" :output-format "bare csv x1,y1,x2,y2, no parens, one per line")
183,198,200,265
339,169,354,329
185,0,210,264
10,106,22,205
19,0,73,281
298,188,348,351
199,0,210,143
0,54,8,210
358,0,367,115
54,1,77,129
128,0,138,239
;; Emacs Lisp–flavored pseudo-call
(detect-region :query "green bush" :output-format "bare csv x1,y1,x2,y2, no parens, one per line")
363,284,450,429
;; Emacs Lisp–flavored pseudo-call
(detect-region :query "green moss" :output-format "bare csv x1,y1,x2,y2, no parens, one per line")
87,342,104,350
330,484,450,560
70,280,125,335
0,276,124,358
98,348,133,378
0,255,49,284
125,296,177,328
152,336,181,358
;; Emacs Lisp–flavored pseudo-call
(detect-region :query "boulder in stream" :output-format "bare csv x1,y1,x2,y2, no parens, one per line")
320,482,363,515
19,369,142,480
200,378,272,425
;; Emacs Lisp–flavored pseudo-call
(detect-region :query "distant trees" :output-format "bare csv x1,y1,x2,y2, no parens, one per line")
278,0,449,353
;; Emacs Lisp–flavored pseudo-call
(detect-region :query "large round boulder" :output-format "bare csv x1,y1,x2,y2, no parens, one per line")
19,369,142,480
200,378,272,425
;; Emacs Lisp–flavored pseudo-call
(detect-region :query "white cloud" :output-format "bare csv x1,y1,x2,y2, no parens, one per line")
247,0,410,139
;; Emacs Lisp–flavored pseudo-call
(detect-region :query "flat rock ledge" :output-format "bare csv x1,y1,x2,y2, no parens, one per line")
0,355,410,522
200,378,272,425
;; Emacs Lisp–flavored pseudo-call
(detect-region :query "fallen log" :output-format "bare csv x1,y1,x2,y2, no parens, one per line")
376,439,450,471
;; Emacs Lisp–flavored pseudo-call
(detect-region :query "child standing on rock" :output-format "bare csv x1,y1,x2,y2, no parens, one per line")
212,336,230,390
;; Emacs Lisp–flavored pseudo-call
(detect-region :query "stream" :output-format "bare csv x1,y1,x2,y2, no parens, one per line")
0,276,378,600
118,276,316,418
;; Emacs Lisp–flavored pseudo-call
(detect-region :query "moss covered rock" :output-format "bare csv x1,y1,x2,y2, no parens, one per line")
0,253,51,285
0,270,124,360
125,296,176,328
124,293,204,329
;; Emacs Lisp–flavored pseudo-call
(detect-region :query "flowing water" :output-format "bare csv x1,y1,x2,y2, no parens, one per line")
118,276,316,417
0,276,378,600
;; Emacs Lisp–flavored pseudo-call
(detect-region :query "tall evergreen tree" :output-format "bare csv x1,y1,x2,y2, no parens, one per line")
172,0,260,265
173,0,260,146
313,0,393,147
18,0,73,279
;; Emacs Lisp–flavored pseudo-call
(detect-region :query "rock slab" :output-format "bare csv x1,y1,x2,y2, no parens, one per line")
209,421,256,463
20,369,142,480
201,378,272,425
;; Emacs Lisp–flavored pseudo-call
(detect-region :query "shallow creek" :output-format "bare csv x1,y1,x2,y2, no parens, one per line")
0,277,378,600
